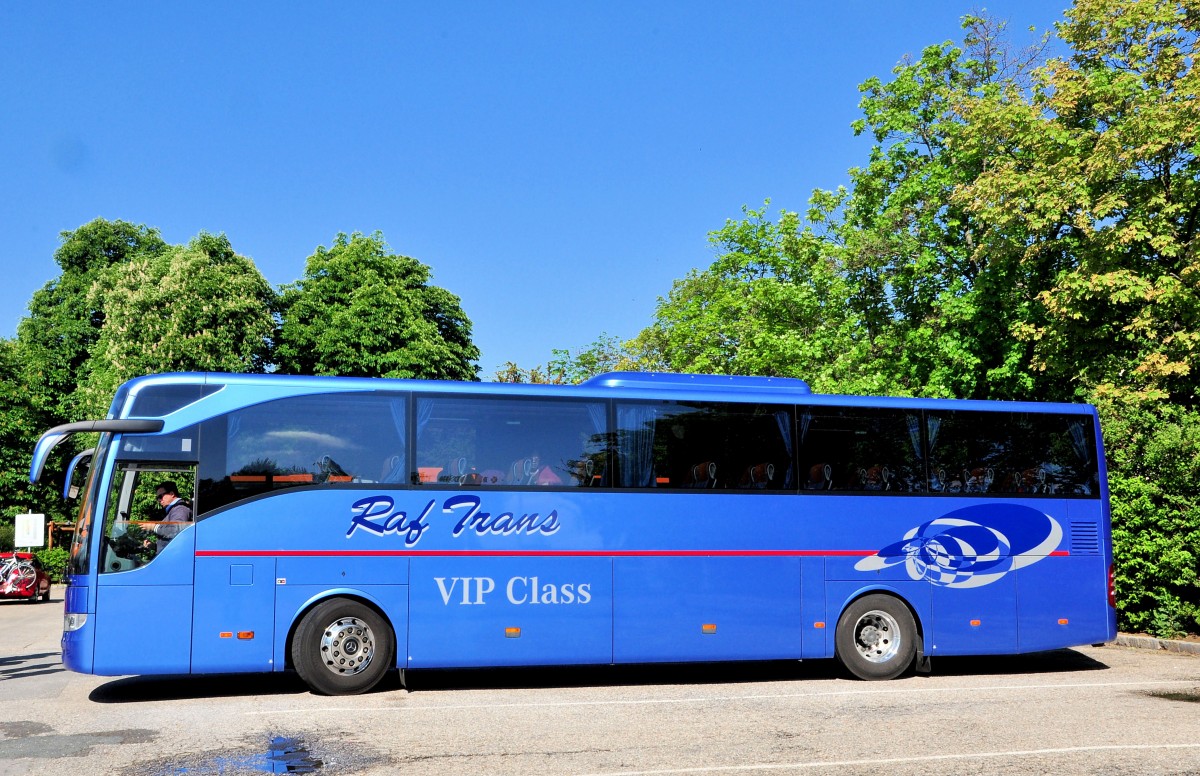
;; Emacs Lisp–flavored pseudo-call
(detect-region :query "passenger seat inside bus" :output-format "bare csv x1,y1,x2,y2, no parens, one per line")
805,463,832,490
574,458,601,487
688,461,718,488
380,454,405,483
740,462,774,489
447,457,482,486
509,457,532,485
963,466,993,493
859,465,889,491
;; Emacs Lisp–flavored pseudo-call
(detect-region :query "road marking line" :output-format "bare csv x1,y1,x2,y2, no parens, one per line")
243,678,1197,715
572,743,1200,775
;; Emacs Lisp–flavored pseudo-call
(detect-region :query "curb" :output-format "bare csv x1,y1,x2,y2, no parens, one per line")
1112,633,1200,656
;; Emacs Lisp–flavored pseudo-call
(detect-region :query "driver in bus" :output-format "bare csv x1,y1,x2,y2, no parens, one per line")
144,481,193,553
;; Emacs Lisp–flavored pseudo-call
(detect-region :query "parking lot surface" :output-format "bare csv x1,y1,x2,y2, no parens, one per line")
1,597,1198,775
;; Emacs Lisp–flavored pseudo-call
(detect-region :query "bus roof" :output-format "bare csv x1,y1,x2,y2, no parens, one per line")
108,371,1096,420
26,370,1095,483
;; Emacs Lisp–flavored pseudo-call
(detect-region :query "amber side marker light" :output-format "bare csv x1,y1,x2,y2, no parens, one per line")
702,624,717,635
237,631,255,640
970,619,982,627
219,632,233,639
813,622,826,629
505,627,521,639
1058,618,1070,625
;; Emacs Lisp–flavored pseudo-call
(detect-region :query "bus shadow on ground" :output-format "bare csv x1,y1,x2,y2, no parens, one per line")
406,659,841,692
89,671,310,703
86,648,1108,702
918,647,1110,678
406,647,1109,692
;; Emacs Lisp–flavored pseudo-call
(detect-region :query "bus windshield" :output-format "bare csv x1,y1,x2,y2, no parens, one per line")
68,432,112,577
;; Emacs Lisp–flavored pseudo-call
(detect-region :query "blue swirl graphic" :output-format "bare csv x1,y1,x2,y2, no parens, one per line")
855,504,1062,588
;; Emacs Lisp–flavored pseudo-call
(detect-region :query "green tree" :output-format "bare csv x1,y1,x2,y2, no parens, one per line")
821,14,1049,399
637,205,867,392
1096,395,1200,637
78,232,277,416
16,219,169,423
957,0,1200,406
0,338,57,518
953,0,1200,633
545,332,649,384
6,219,169,522
492,362,563,384
275,232,479,380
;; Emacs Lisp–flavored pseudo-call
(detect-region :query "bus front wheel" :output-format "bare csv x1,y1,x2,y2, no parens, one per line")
835,594,917,680
292,598,395,695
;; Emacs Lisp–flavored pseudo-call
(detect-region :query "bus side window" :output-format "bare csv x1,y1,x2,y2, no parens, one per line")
615,402,794,491
927,410,1098,498
798,408,919,495
415,396,609,489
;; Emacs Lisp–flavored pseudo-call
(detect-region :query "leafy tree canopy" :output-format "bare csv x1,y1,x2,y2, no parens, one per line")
956,0,1200,406
275,232,480,381
77,232,277,416
16,219,169,422
0,339,52,516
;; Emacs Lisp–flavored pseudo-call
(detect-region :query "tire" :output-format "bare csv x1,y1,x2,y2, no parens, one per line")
835,594,918,680
291,598,394,695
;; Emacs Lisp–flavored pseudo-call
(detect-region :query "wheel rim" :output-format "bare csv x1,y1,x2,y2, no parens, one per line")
319,616,376,676
853,609,901,663
13,566,36,591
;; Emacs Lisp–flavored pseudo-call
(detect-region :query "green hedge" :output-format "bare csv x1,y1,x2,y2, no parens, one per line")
34,547,70,583
1098,398,1200,638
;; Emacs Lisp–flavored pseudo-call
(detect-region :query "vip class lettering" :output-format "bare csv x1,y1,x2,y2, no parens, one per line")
435,576,592,605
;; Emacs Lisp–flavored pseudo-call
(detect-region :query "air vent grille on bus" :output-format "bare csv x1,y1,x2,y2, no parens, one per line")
1070,522,1101,555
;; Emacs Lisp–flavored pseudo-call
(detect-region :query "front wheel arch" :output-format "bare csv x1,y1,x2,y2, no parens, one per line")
284,591,394,669
288,595,396,695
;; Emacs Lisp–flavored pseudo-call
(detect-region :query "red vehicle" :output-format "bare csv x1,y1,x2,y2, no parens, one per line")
0,552,51,602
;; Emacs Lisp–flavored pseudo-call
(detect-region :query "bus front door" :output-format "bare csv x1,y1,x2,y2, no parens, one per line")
93,463,196,676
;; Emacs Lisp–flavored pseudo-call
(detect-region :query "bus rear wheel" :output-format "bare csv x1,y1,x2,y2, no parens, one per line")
292,598,394,695
835,594,917,680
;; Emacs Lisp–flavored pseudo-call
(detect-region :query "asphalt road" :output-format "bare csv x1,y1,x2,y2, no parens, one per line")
2,595,1199,776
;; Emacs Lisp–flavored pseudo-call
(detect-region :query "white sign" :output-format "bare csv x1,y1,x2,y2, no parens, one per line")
14,513,45,548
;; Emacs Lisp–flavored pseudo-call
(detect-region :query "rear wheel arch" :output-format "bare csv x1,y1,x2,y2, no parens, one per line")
834,591,923,680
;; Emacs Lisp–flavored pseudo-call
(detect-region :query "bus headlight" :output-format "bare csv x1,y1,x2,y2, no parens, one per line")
63,613,88,632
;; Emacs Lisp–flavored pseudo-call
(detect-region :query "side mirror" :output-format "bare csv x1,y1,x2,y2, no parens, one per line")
62,448,95,500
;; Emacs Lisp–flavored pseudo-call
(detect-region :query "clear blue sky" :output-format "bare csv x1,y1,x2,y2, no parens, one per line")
0,2,1067,378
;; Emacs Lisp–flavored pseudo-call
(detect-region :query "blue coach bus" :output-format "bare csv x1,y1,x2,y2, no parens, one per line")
30,371,1116,695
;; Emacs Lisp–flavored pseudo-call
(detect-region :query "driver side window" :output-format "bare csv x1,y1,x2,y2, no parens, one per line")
100,463,196,574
